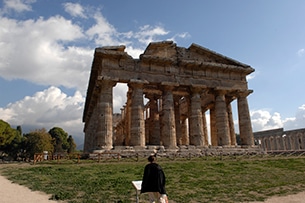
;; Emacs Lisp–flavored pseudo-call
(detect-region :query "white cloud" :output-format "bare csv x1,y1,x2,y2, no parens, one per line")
250,104,305,133
85,12,118,45
134,25,169,45
2,0,35,13
0,3,200,146
0,86,85,143
282,104,305,130
297,48,304,57
0,16,92,92
250,110,283,132
63,2,87,18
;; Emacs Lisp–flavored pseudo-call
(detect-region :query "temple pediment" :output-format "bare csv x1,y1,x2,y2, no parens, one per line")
140,41,253,73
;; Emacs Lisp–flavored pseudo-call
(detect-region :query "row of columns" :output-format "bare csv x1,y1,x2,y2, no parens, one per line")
258,134,305,151
84,80,254,152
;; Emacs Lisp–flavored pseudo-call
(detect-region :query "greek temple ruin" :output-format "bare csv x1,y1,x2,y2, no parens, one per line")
82,41,256,153
254,128,305,151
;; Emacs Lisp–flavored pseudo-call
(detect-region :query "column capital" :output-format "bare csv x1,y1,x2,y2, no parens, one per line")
128,79,149,88
237,89,253,97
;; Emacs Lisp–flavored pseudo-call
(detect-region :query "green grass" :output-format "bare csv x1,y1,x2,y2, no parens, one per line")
1,156,305,203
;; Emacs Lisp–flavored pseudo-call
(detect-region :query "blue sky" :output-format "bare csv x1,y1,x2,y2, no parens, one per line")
1,0,305,146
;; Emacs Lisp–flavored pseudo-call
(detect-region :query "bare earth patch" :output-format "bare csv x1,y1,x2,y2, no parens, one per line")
0,175,65,203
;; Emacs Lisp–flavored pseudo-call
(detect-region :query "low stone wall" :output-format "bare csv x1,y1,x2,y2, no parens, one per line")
89,145,264,160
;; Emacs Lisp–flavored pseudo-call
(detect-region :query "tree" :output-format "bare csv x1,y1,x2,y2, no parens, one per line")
67,135,76,154
48,127,69,153
0,120,16,147
23,128,54,158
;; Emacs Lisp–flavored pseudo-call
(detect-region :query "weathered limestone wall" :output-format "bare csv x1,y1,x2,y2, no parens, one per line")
83,41,255,153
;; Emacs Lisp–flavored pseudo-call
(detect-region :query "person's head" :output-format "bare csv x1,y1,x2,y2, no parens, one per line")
148,154,156,163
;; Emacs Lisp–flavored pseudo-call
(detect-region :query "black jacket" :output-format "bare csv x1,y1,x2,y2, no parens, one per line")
141,163,166,194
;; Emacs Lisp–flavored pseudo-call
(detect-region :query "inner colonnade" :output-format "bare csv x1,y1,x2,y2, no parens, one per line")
82,41,255,152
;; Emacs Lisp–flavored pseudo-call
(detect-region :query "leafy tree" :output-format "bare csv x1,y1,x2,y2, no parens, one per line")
0,120,16,147
23,128,54,158
16,125,22,136
67,135,77,154
49,127,69,153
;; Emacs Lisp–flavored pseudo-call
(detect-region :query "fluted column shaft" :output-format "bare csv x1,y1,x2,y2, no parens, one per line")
210,106,217,146
147,94,160,145
161,85,177,148
129,82,145,147
226,100,236,146
237,91,254,146
125,91,132,145
189,88,205,146
202,109,209,146
174,96,182,146
180,115,189,145
215,91,230,146
96,80,116,150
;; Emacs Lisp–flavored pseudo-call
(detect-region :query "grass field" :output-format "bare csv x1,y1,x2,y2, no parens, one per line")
0,155,305,203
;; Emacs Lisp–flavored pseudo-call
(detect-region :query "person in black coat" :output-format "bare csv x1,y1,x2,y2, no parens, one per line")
141,154,167,203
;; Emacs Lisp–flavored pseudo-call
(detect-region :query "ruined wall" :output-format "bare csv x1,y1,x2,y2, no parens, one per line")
254,128,305,151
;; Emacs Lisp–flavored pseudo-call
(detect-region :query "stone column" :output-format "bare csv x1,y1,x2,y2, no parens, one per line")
210,105,217,146
125,90,132,146
189,87,205,146
174,96,182,146
180,115,189,145
95,80,116,150
146,93,161,145
237,90,254,146
161,84,177,149
226,97,236,146
129,81,146,147
202,108,209,146
215,90,231,146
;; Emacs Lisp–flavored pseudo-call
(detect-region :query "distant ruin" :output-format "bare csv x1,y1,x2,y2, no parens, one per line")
254,128,305,151
82,41,256,154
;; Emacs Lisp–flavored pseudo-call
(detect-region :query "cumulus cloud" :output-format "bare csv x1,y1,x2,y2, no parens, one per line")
250,110,283,132
283,104,305,130
0,16,92,93
63,2,87,18
250,105,305,133
2,0,35,13
0,2,190,146
0,86,85,143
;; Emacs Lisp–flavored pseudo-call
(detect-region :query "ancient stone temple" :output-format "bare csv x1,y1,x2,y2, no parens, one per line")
82,41,255,153
254,128,305,151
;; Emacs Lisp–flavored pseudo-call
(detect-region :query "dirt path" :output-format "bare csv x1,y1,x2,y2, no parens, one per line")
249,191,305,203
1,174,305,203
0,175,65,203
